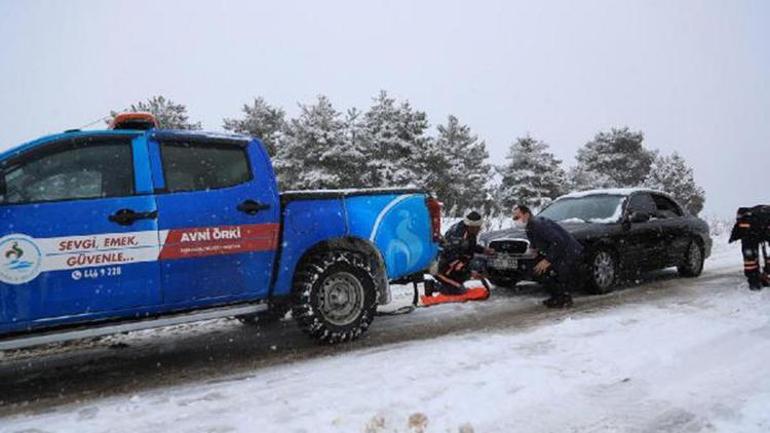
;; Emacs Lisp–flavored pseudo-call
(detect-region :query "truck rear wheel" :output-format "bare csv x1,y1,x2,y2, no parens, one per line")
292,251,378,343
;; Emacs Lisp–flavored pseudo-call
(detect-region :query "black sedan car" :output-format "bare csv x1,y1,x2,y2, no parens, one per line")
479,188,712,294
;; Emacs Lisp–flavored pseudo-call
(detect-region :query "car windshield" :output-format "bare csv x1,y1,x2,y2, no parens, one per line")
539,195,625,223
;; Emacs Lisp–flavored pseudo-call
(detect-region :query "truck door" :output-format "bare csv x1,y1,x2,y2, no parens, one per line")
0,134,161,329
150,135,280,304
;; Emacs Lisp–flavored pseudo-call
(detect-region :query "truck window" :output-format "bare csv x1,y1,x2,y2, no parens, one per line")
160,141,252,192
0,140,134,205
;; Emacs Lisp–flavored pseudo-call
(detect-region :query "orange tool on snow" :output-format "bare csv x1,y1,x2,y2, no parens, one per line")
419,284,490,307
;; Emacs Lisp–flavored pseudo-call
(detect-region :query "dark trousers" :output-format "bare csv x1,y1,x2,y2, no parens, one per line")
435,257,475,295
537,259,579,297
741,238,770,287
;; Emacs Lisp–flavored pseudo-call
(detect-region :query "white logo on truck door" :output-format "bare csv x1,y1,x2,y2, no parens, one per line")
0,234,43,285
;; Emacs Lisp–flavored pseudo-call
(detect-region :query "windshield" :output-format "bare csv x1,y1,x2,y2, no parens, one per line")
539,195,625,223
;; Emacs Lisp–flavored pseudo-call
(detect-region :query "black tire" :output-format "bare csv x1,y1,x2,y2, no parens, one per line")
678,240,704,277
292,250,378,344
236,302,291,326
585,248,617,294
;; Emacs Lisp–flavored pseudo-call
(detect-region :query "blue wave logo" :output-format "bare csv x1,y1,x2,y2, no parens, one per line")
7,260,34,270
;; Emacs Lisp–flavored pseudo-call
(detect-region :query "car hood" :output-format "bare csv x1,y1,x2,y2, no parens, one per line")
479,221,611,243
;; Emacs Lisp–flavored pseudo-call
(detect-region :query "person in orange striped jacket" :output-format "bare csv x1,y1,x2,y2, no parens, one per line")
729,205,770,290
427,211,495,295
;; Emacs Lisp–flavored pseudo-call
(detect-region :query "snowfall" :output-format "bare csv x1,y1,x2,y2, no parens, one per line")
2,234,770,433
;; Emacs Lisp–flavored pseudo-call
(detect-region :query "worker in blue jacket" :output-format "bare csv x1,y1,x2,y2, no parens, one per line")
513,203,583,308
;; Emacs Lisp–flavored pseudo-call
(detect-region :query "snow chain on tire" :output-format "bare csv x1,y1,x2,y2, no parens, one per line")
292,250,379,344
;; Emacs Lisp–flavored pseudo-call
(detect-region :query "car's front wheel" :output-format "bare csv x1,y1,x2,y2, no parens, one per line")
585,248,617,294
678,240,704,277
292,250,378,344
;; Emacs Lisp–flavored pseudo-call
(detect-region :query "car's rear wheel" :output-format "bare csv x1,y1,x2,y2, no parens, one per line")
678,240,704,277
292,251,378,344
586,248,617,294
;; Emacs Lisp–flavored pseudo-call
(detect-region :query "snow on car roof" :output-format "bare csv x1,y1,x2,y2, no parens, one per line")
558,187,666,199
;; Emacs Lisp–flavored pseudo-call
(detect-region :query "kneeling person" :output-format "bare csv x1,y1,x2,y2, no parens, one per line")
429,211,494,295
513,203,583,308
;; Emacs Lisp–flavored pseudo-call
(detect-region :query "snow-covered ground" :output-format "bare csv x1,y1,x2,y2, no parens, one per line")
3,236,770,433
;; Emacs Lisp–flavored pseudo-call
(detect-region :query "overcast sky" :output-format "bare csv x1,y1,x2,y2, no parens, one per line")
0,0,767,217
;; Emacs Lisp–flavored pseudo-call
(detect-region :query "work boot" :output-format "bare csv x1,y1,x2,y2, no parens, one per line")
542,293,573,309
748,275,763,291
424,279,437,297
761,273,770,288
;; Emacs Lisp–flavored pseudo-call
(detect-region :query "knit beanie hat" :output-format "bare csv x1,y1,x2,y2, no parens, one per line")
464,211,483,227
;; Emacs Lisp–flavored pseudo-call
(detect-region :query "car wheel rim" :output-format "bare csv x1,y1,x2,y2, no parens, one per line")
593,252,615,289
689,244,702,272
319,271,365,326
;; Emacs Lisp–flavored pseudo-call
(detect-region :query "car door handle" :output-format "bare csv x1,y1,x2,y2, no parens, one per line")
109,209,159,226
237,199,270,215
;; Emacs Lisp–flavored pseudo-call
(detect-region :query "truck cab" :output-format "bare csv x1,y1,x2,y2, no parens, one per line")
0,115,440,348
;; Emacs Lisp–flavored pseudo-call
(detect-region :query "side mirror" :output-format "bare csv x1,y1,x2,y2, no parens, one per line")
628,211,651,223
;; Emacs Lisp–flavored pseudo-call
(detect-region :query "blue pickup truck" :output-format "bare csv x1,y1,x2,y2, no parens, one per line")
0,113,441,349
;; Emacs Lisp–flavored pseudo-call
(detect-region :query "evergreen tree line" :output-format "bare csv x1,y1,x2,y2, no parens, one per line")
111,95,706,216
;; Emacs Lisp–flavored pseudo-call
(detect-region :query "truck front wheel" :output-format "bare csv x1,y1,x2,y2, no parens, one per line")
292,251,378,343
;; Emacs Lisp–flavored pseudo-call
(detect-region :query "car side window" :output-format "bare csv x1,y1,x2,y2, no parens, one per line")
626,193,656,216
160,141,252,193
651,194,683,218
0,139,134,205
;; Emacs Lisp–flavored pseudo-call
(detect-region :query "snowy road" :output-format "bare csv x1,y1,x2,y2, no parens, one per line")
3,239,769,432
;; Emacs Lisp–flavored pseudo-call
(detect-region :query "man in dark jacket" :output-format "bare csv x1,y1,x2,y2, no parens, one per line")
513,203,584,308
429,211,495,295
729,205,770,290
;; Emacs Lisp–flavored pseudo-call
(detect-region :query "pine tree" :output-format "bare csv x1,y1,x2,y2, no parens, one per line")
429,115,491,216
361,91,431,187
274,95,360,190
643,152,706,215
222,97,286,157
573,127,655,188
340,107,369,188
566,165,614,191
110,96,202,130
497,135,567,210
